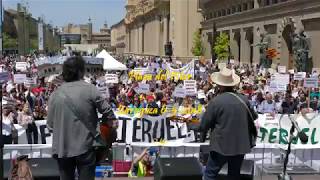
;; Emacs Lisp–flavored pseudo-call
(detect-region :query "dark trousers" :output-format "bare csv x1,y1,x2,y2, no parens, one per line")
2,135,12,144
56,150,96,180
26,122,38,144
204,151,245,180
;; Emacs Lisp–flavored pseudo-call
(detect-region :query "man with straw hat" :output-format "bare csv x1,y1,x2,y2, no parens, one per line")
200,67,258,180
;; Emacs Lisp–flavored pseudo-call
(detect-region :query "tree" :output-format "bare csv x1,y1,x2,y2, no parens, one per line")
3,32,17,49
191,29,204,56
213,32,230,62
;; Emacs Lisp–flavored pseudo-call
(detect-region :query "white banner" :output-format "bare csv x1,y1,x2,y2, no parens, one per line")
12,113,320,148
105,74,119,84
166,60,194,81
13,74,27,84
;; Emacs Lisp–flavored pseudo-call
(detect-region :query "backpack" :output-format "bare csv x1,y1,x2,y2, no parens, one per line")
9,156,33,180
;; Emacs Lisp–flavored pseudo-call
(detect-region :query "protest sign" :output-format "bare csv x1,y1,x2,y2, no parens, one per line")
105,74,119,84
0,72,10,83
15,62,28,71
272,74,290,85
294,72,306,81
173,86,186,98
184,80,197,96
97,81,109,98
278,66,286,73
288,69,295,74
24,77,37,87
304,78,319,88
137,83,150,94
13,74,27,84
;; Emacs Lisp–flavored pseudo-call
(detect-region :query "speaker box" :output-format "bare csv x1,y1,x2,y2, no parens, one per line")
154,157,203,180
4,158,60,180
218,160,254,180
164,44,172,56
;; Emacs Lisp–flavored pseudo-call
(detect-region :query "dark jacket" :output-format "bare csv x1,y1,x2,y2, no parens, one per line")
200,92,257,156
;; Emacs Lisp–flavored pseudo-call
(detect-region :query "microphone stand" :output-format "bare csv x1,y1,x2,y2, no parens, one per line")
278,115,295,180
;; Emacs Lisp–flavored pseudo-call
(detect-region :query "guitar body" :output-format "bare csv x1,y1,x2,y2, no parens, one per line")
96,123,117,164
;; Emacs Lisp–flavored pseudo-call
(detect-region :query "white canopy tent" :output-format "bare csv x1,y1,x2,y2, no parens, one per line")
96,50,127,71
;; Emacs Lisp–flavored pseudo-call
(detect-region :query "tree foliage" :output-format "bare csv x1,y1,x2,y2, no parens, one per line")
213,32,230,61
191,29,204,56
3,32,17,49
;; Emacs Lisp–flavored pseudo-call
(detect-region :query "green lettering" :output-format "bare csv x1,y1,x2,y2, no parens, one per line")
259,127,268,142
301,128,309,144
311,128,319,145
269,128,278,143
279,128,288,145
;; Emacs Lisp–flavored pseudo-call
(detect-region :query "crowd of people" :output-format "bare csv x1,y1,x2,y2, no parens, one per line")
1,53,318,145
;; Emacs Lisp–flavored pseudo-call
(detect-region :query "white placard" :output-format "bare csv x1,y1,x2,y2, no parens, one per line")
278,66,286,73
304,78,319,88
184,80,197,96
24,77,37,87
137,83,150,94
13,74,27,84
294,72,306,81
272,74,290,85
288,69,295,74
15,62,28,72
105,74,119,84
173,87,186,98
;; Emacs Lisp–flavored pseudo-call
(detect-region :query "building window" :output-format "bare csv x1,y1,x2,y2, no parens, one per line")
243,3,248,11
232,6,236,13
265,0,271,6
222,9,226,16
214,12,217,18
217,11,221,17
227,8,231,15
237,4,242,12
249,1,255,9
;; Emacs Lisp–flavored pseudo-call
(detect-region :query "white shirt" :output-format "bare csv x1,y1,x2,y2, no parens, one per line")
2,113,13,136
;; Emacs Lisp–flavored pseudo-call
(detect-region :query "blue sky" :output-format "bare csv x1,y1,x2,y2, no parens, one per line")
3,0,126,32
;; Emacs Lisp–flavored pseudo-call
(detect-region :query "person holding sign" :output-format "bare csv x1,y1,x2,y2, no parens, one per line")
200,68,258,180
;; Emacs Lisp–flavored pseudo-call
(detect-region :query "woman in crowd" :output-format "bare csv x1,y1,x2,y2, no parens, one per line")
17,103,38,144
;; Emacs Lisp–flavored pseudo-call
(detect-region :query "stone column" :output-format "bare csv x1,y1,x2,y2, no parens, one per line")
229,29,240,62
155,16,161,55
254,0,260,9
253,25,263,65
163,15,169,45
240,28,251,64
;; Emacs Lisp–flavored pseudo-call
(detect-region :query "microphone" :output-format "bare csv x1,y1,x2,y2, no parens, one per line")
287,114,308,143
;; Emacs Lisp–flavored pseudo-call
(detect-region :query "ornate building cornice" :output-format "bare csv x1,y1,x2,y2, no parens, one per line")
125,0,169,26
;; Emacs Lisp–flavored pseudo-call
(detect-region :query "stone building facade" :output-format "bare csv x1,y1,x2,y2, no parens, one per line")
124,0,202,60
200,0,320,68
111,19,126,55
62,22,111,49
4,3,60,55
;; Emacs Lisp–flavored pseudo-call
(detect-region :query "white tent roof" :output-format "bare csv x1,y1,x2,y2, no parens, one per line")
96,50,127,71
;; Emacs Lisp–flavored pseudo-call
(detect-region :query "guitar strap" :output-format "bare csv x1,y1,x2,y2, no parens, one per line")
59,89,99,139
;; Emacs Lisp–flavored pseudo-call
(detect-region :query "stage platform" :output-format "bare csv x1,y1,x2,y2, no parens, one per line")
98,176,320,180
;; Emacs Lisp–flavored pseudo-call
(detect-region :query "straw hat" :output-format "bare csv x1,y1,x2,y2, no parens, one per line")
211,67,240,87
